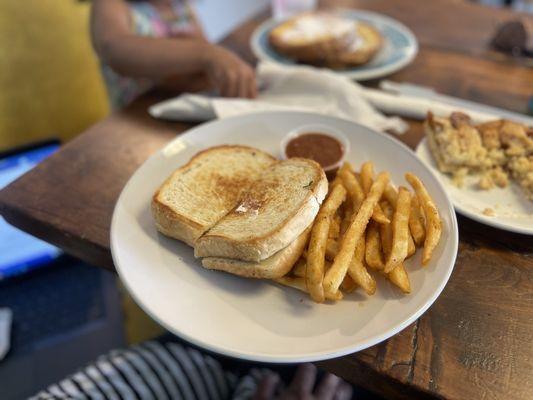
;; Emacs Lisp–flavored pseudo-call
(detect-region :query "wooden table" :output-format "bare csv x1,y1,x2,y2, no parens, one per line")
1,1,532,399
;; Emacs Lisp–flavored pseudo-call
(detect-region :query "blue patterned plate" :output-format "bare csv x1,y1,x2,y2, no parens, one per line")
251,10,418,80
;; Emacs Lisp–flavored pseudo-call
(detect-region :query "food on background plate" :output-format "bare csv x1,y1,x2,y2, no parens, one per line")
269,12,382,69
152,144,443,304
483,207,496,217
152,145,275,246
425,111,533,201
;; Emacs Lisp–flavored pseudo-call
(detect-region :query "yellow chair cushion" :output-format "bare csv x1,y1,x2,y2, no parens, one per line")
0,1,110,151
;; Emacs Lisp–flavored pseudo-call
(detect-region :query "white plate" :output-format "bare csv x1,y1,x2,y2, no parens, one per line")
251,10,418,81
417,138,533,235
111,112,458,363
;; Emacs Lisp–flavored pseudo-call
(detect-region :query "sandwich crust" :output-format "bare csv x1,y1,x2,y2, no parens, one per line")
201,226,311,279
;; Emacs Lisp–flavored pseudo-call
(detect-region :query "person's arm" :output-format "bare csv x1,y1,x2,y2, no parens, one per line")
90,0,256,98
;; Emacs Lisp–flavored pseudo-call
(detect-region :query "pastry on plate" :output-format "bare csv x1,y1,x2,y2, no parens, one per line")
425,111,533,200
268,12,382,69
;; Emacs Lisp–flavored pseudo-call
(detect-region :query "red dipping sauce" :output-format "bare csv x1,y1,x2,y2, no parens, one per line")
285,133,344,169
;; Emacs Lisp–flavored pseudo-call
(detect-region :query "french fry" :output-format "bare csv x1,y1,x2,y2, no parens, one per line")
380,201,393,243
384,187,411,273
383,183,398,206
329,213,341,239
407,229,416,258
292,258,307,278
275,277,343,301
306,184,346,302
360,162,374,193
347,234,376,295
273,165,441,303
380,201,393,252
388,264,411,294
325,238,339,261
323,172,389,297
341,275,357,293
380,201,411,294
409,194,426,246
329,175,343,192
360,162,390,224
337,161,352,175
384,183,418,254
338,164,365,211
365,221,384,270
405,173,442,265
340,204,352,235
372,204,390,225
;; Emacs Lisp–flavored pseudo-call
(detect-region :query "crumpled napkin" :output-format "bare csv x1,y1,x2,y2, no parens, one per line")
149,62,408,134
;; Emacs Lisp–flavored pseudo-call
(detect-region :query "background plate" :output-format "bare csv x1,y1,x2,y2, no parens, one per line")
417,138,533,235
251,10,418,81
111,112,458,363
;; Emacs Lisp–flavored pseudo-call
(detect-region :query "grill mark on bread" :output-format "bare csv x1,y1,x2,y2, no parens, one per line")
210,173,253,210
231,176,282,215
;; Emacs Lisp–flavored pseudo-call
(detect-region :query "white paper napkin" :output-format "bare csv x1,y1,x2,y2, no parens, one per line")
361,87,533,126
149,62,408,134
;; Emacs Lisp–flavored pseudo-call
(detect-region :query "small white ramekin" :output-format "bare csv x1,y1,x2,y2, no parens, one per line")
280,123,350,175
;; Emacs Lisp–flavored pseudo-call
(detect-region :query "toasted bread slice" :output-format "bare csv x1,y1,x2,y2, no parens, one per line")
201,226,311,279
152,145,275,246
195,158,328,262
269,13,355,64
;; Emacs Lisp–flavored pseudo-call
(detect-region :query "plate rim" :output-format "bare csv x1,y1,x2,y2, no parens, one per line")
250,9,419,81
416,138,533,236
111,111,459,363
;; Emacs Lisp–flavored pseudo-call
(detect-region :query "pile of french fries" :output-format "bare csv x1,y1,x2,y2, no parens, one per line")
276,161,443,303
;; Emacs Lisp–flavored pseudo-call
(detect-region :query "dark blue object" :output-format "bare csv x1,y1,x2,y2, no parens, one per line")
0,142,61,280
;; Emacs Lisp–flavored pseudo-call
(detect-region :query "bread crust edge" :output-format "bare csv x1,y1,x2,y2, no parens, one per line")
201,226,312,279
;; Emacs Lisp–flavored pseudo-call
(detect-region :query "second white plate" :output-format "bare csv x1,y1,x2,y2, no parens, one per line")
416,138,533,235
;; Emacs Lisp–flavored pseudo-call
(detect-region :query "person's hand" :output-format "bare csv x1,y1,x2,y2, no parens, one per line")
203,44,257,98
253,364,353,400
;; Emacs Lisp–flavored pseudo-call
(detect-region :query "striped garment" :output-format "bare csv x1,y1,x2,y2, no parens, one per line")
30,341,270,400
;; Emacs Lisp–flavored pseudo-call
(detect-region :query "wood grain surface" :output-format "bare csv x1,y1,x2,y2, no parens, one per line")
1,1,532,399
